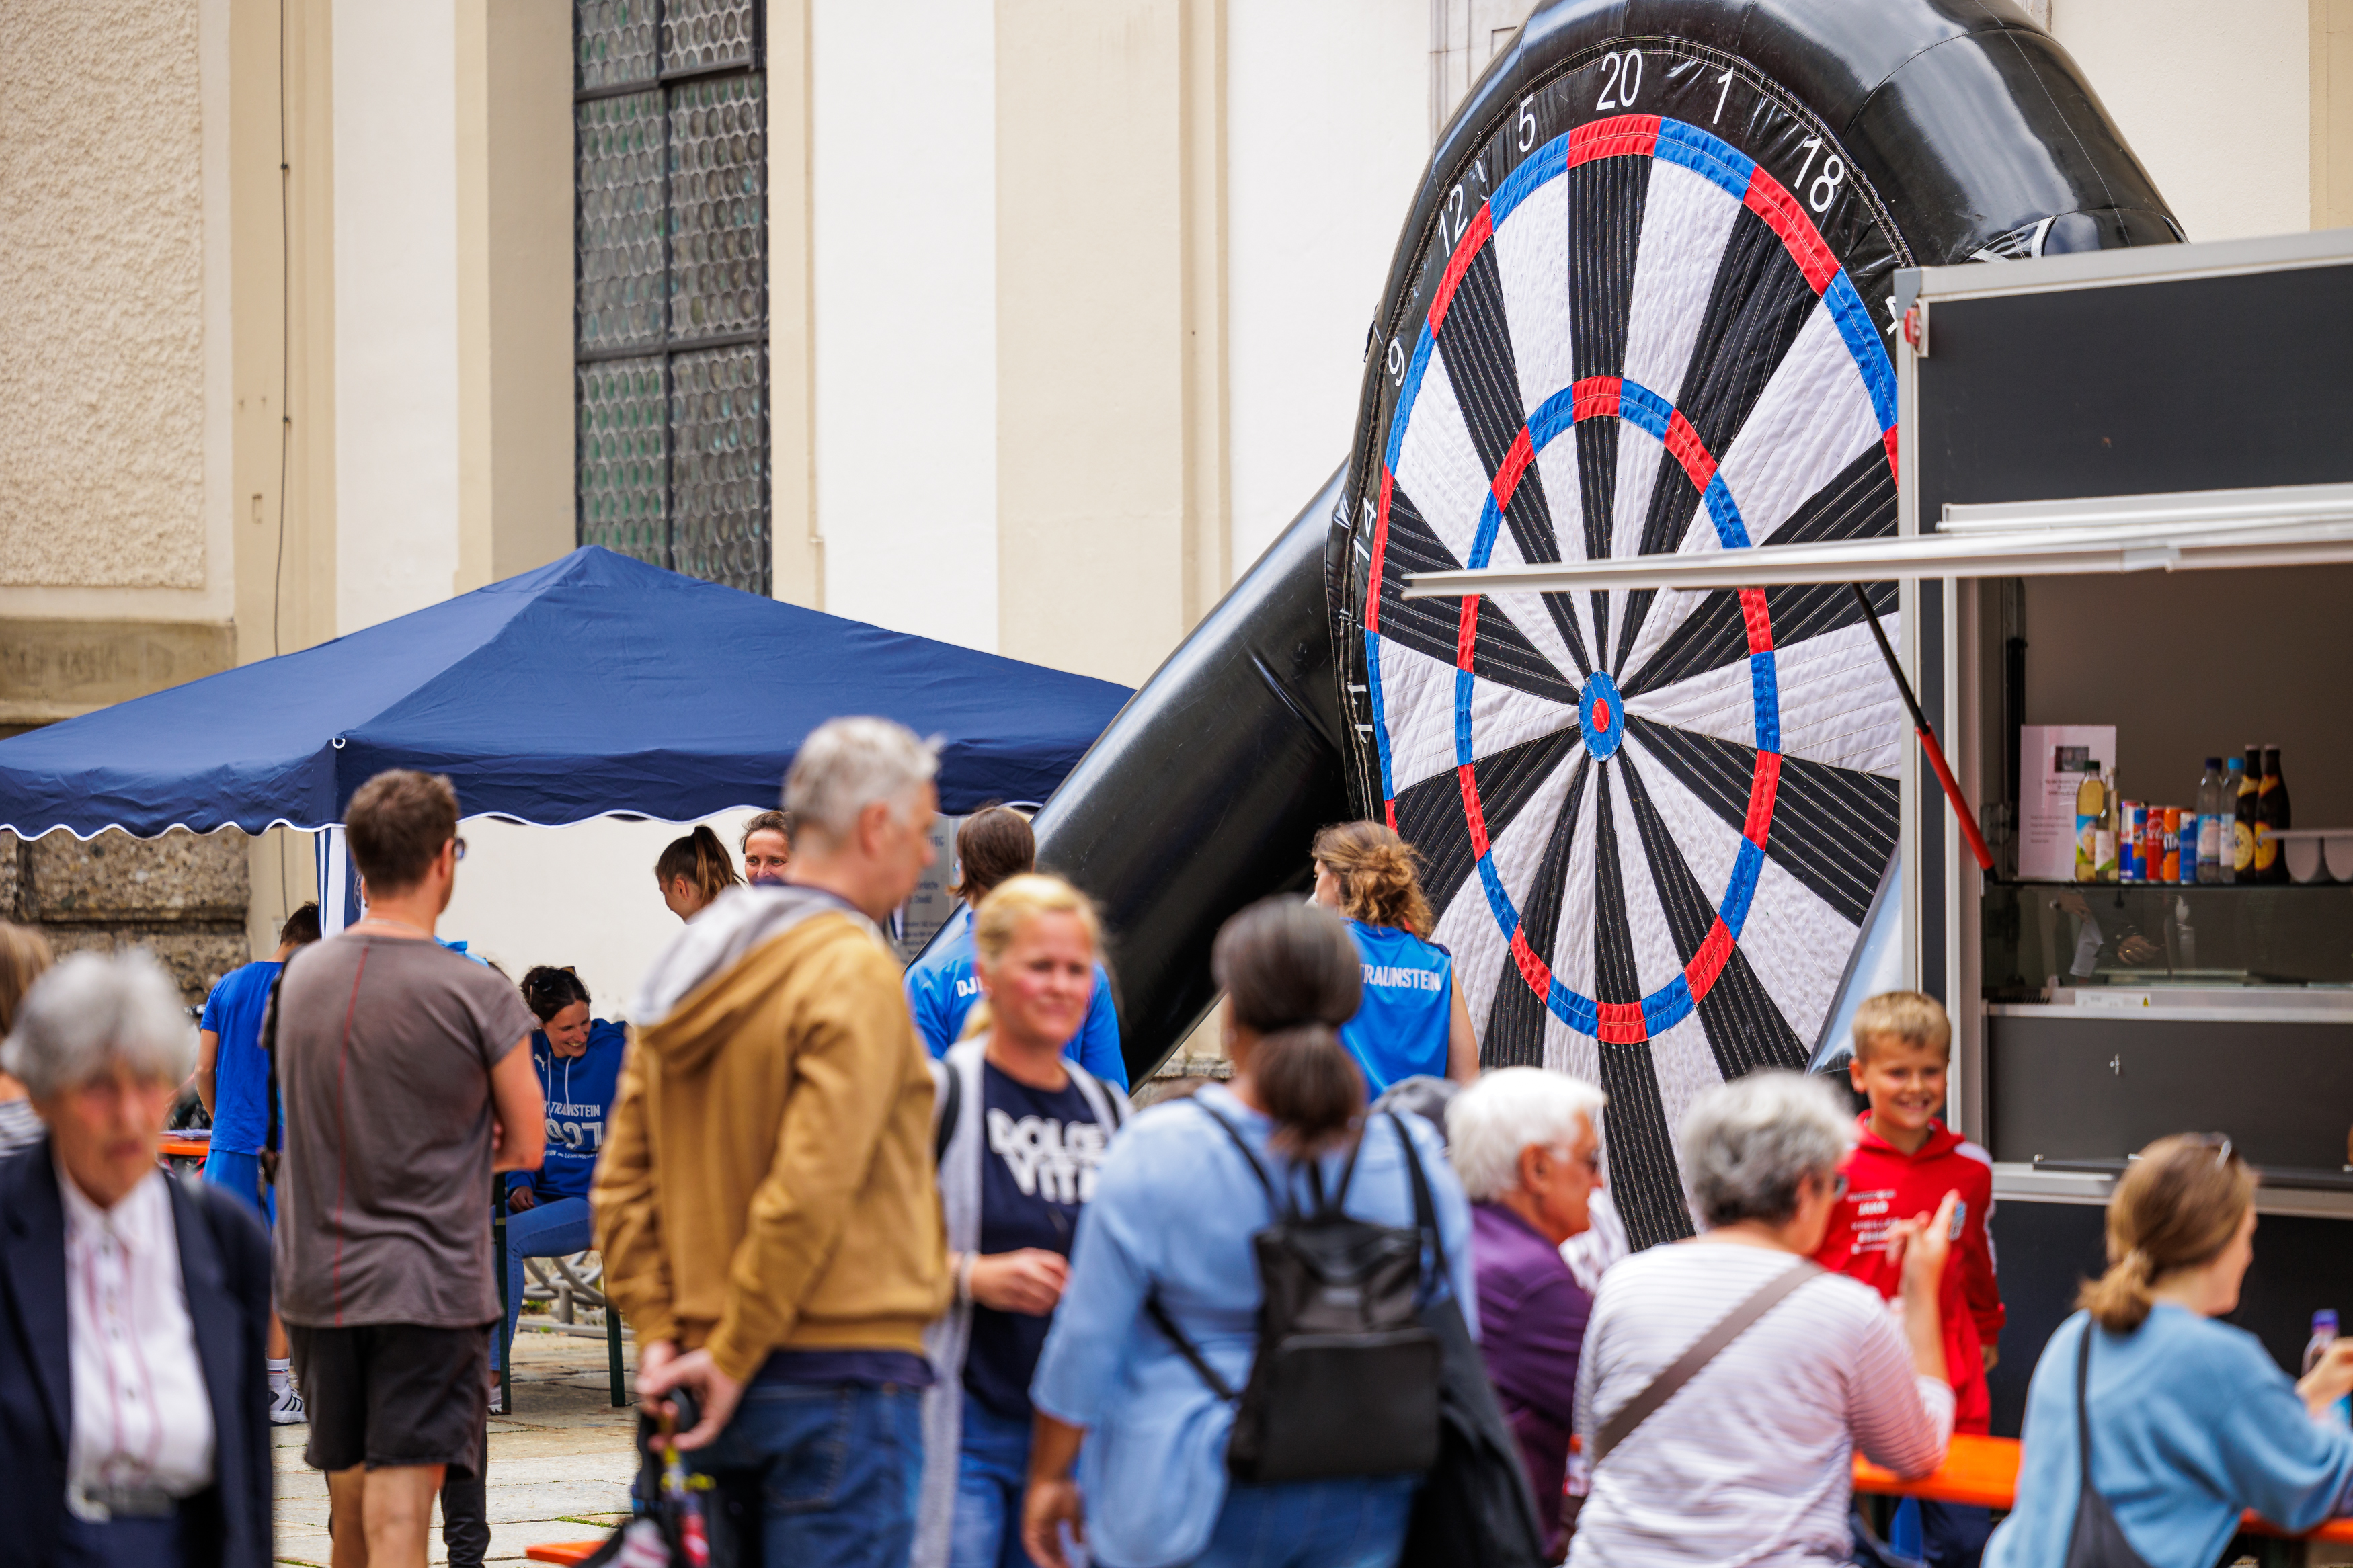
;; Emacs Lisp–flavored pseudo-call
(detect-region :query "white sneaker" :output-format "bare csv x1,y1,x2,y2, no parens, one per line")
268,1382,306,1426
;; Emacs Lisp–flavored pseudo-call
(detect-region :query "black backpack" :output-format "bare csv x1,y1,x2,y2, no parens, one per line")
1149,1102,1443,1484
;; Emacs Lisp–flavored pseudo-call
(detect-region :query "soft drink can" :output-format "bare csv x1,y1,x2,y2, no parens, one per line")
2163,808,2182,882
2181,812,2200,882
2120,803,2142,881
2142,809,2165,882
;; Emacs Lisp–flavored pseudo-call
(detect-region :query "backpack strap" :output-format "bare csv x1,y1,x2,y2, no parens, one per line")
1390,1110,1447,1281
1144,1096,1279,1406
929,1057,961,1165
260,950,298,1157
1064,1063,1129,1140
1190,1097,1281,1211
1146,1296,1239,1404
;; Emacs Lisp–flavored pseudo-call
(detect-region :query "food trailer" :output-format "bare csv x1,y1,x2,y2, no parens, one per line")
1416,226,2353,1428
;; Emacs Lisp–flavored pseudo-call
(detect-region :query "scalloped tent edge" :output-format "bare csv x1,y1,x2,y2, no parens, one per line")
0,547,1133,840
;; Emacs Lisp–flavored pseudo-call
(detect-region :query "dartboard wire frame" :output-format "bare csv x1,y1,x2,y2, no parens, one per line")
1334,38,1912,1060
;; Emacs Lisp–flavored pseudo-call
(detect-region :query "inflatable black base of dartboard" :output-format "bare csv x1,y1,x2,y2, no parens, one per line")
1033,0,2171,1247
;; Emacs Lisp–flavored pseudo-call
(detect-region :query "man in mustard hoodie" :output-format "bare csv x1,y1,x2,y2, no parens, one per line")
594,717,951,1567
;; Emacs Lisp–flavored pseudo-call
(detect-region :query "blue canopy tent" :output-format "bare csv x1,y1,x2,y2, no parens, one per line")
0,547,1133,839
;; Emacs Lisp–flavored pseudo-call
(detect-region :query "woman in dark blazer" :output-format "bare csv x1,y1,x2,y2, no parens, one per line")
0,950,274,1568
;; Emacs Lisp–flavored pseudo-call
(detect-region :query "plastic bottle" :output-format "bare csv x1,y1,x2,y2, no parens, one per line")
2076,764,2106,883
2303,1311,2352,1428
2170,894,2196,971
2197,759,2233,884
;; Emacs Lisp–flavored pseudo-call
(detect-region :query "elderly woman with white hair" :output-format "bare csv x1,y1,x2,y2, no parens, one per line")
1567,1071,1956,1568
1446,1067,1609,1560
0,950,276,1568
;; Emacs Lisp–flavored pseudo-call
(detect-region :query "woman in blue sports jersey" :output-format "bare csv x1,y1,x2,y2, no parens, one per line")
1311,821,1479,1091
906,805,1127,1089
496,966,627,1374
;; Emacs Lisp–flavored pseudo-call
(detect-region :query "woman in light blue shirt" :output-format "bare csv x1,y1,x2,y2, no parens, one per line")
1986,1135,2353,1568
1022,899,1476,1568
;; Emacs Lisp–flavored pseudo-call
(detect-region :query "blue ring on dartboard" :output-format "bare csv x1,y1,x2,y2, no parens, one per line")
1366,112,1895,1047
1579,671,1624,761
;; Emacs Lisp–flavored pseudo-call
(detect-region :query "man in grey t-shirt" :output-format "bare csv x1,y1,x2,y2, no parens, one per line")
268,770,543,1568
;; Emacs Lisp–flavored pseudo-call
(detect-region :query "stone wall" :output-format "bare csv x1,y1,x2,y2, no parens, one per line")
0,0,207,589
3,827,251,1007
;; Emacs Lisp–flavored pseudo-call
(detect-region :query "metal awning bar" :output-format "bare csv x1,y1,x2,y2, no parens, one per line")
1942,481,2353,534
1401,487,2353,597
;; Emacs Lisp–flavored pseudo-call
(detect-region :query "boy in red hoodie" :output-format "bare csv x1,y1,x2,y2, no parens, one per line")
1814,991,2003,1568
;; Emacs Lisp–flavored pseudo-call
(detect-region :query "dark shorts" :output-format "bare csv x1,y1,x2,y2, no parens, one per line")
288,1322,489,1475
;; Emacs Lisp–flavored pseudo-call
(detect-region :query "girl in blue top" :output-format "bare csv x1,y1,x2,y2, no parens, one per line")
1986,1135,2353,1568
496,966,628,1373
1024,899,1476,1568
1311,821,1478,1091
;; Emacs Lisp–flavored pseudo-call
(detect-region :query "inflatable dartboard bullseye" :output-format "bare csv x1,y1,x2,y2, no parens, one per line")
1331,7,2175,1249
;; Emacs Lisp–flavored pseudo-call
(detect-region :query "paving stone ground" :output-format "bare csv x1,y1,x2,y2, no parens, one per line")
271,1327,638,1566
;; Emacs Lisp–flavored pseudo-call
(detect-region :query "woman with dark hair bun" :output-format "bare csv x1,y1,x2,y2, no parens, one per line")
653,824,741,921
1021,899,1476,1568
494,966,628,1380
1312,821,1478,1091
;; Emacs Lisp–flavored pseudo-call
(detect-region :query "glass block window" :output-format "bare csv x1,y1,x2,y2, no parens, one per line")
575,0,770,596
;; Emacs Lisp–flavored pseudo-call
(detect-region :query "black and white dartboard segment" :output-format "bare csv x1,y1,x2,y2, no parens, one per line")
1343,48,1907,1248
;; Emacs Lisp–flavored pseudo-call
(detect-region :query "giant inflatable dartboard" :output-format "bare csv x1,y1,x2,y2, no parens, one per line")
1343,46,1913,1249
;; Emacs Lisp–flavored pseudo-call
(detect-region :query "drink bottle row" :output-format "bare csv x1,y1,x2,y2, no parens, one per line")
2076,745,2293,884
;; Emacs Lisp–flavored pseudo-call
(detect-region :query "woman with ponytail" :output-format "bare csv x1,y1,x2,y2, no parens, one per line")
1021,899,1475,1568
1985,1136,2353,1568
1312,821,1478,1090
495,966,628,1380
652,823,741,921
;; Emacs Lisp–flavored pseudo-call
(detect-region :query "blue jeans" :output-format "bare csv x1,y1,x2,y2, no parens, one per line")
496,1194,593,1373
1920,1501,1991,1568
1190,1475,1416,1568
201,1147,273,1225
951,1390,1037,1568
687,1380,924,1568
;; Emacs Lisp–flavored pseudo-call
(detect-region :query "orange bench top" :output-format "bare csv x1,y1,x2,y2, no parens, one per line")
524,1434,2353,1561
1854,1432,2353,1543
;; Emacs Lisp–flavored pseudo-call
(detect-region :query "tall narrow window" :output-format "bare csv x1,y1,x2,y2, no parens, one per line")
575,0,770,594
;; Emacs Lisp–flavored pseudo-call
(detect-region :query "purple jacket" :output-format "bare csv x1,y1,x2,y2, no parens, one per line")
1470,1200,1591,1557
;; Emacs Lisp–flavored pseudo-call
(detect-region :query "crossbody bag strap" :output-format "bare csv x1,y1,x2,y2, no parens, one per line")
1146,1296,1240,1403
1592,1258,1822,1464
1389,1111,1449,1296
2075,1319,2096,1489
1191,1098,1282,1210
1144,1098,1281,1405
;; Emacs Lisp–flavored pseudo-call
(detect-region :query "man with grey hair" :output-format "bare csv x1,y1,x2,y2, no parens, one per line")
0,950,277,1568
596,716,951,1568
1446,1067,1609,1557
1568,1071,1956,1568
